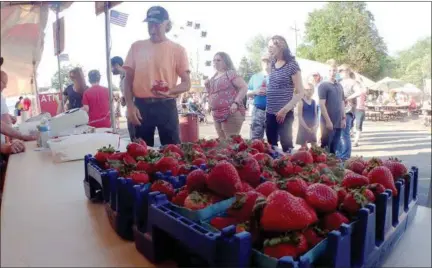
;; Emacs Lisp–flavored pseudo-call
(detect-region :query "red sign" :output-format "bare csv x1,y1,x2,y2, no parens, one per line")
39,93,61,117
95,1,122,16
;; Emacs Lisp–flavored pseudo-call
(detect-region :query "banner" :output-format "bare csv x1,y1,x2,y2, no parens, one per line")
38,93,61,117
53,17,65,56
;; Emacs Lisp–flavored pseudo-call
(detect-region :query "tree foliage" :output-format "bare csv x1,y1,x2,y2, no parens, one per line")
297,2,388,80
51,64,83,91
238,34,271,82
392,37,431,88
237,56,255,83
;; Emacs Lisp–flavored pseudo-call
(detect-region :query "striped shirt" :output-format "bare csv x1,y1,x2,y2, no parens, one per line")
266,59,300,114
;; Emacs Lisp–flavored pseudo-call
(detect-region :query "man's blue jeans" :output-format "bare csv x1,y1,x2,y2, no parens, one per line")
337,113,354,160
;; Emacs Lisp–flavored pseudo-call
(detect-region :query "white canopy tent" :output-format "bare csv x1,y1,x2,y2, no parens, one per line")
390,83,424,96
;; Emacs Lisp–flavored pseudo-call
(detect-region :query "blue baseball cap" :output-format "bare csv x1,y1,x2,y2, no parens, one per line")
144,6,169,24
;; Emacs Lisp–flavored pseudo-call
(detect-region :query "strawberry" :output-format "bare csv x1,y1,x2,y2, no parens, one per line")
319,174,338,186
192,158,207,166
309,145,327,163
367,183,386,199
362,157,384,175
162,144,184,157
236,223,248,233
151,180,175,200
332,185,348,205
290,151,314,166
240,181,254,192
303,227,326,247
261,190,317,232
342,188,375,215
206,161,242,197
164,151,182,160
94,145,115,165
227,191,264,222
278,177,308,198
186,169,208,192
107,152,126,161
255,181,278,197
230,135,244,144
253,153,274,170
126,142,148,159
345,159,366,175
154,156,179,176
129,171,150,184
177,164,192,176
136,161,154,174
210,217,238,230
250,139,266,153
261,168,280,182
184,191,210,210
305,183,338,213
123,154,137,165
368,166,398,196
172,187,189,206
383,157,410,182
263,233,308,259
341,172,370,189
235,141,249,152
321,211,349,232
247,148,260,155
233,152,261,187
273,158,294,177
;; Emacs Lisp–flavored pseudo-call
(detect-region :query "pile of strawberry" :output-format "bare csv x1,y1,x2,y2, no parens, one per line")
206,146,411,261
93,136,410,261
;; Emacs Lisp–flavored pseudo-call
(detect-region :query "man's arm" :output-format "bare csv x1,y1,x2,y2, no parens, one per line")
169,47,191,95
246,75,257,97
318,84,331,124
169,71,191,95
0,121,34,141
346,82,366,100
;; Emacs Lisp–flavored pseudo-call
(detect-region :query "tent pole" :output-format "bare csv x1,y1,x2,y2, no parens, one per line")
55,4,64,112
32,60,41,115
104,2,115,130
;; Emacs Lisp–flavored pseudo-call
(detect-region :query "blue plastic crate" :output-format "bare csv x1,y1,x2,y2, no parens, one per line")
404,170,415,212
350,204,376,267
145,193,252,267
170,197,236,222
375,190,393,245
83,154,103,202
392,180,405,227
250,224,352,268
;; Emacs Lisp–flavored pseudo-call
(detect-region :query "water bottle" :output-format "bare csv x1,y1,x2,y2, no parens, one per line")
37,118,50,148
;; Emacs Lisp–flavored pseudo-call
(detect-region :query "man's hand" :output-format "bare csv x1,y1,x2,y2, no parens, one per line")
325,120,334,130
257,87,266,96
127,105,142,126
10,140,25,154
20,134,37,141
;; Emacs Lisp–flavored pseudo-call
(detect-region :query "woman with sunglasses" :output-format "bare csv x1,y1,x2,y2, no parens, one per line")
205,52,248,139
266,35,305,153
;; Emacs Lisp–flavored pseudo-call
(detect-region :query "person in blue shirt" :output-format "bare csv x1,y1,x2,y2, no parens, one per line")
247,54,271,140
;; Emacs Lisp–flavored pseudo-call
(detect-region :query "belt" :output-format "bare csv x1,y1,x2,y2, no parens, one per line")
136,98,175,104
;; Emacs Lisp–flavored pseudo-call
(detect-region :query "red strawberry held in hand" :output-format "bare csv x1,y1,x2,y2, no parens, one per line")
255,181,278,197
186,169,208,192
151,180,175,200
155,156,179,176
227,191,264,222
152,80,169,92
94,145,116,165
263,233,309,259
127,141,148,158
233,152,261,187
321,211,349,232
305,183,338,213
206,161,242,197
184,191,210,210
129,171,150,184
342,172,370,189
368,166,398,196
261,190,318,232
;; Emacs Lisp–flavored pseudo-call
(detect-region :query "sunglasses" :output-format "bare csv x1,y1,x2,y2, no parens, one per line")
213,59,222,62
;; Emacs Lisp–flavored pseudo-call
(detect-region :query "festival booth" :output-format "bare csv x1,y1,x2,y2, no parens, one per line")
1,2,430,268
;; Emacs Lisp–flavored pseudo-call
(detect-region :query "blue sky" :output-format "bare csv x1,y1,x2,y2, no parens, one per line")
37,1,432,88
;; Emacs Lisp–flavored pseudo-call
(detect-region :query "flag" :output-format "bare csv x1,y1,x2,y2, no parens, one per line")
110,10,128,27
59,54,69,62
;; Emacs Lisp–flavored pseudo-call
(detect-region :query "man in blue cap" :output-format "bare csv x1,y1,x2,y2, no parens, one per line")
123,6,191,146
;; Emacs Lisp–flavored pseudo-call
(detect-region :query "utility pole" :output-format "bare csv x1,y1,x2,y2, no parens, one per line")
291,21,300,54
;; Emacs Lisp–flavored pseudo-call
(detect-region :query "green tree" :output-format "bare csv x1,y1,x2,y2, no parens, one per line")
393,37,431,88
51,64,83,91
245,34,271,71
297,2,389,80
238,56,255,83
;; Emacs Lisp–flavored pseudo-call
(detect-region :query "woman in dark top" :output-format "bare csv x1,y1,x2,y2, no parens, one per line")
266,35,305,153
63,67,88,110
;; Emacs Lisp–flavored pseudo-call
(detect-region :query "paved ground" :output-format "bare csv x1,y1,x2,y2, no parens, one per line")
118,114,431,207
